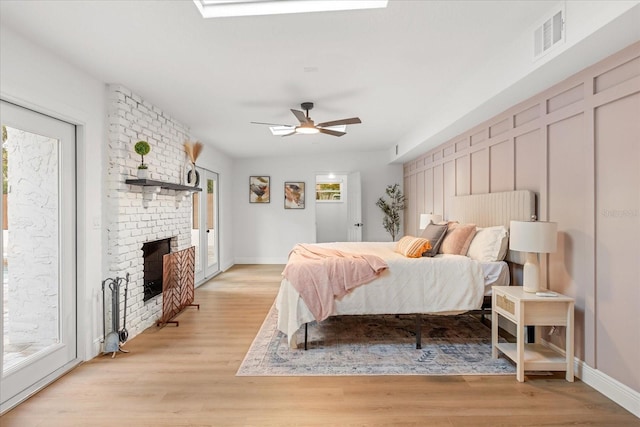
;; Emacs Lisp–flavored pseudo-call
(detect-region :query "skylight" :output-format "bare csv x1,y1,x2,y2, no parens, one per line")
193,0,388,18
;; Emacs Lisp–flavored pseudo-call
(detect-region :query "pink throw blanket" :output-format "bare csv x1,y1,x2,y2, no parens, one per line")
282,244,388,322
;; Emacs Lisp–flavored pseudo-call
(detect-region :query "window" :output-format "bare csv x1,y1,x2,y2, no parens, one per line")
316,182,342,202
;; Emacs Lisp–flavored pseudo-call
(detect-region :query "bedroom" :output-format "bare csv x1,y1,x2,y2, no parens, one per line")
1,0,639,423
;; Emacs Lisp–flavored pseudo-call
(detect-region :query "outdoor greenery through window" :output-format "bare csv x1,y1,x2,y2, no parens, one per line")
316,182,342,202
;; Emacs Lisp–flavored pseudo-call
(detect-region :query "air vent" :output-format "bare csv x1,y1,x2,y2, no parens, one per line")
533,8,564,59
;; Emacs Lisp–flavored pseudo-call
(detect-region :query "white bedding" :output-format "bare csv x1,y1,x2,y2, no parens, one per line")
481,260,510,295
276,241,487,347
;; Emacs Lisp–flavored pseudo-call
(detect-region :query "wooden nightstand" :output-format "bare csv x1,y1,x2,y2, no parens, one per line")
491,286,574,382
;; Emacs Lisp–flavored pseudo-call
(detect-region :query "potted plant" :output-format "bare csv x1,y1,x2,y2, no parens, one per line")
376,183,406,241
134,140,151,179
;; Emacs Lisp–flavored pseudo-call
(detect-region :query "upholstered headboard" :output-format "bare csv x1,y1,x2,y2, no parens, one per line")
451,190,536,263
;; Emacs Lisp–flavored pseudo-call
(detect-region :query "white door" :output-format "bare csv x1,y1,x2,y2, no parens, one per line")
192,168,219,284
1,100,77,412
347,171,363,242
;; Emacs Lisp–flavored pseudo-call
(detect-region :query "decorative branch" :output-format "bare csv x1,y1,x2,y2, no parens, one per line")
184,141,203,165
375,183,406,241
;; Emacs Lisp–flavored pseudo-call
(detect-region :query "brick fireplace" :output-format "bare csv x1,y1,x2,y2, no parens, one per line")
106,85,193,338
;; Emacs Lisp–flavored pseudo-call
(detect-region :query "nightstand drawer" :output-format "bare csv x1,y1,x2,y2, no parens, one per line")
496,293,515,315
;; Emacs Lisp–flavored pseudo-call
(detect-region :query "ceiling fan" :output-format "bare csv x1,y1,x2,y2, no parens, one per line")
251,102,361,137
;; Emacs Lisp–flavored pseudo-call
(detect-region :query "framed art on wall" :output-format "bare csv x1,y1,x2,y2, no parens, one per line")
250,176,270,203
284,182,305,209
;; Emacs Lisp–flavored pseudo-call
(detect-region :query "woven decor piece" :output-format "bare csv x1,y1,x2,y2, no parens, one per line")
159,246,195,325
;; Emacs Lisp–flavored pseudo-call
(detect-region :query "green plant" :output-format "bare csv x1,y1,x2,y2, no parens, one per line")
134,140,151,169
375,183,406,241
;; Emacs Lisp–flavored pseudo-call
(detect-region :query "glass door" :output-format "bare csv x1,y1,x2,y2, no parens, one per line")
191,168,219,284
1,100,77,412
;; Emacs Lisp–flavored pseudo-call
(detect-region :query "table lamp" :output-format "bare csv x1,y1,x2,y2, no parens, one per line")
509,219,557,293
419,213,443,230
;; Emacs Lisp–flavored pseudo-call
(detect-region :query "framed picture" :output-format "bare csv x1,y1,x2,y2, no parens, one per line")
284,182,305,209
250,176,270,203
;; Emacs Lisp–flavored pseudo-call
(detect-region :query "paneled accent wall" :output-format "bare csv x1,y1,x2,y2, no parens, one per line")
403,42,640,393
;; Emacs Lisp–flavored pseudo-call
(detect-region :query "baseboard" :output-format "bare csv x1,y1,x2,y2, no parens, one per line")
544,340,640,419
576,359,640,419
234,257,287,264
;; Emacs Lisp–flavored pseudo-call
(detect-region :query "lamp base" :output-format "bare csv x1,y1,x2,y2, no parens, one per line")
522,252,541,293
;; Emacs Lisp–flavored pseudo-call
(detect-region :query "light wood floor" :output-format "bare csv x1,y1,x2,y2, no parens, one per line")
2,264,638,426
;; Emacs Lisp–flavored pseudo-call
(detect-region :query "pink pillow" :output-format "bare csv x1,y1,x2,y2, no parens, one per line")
439,223,477,255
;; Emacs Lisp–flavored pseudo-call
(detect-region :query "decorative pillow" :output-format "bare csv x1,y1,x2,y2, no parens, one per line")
467,225,509,262
419,222,448,257
439,223,477,255
395,236,432,258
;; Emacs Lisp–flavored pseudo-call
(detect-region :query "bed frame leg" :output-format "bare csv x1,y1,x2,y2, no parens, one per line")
415,314,422,349
304,323,308,351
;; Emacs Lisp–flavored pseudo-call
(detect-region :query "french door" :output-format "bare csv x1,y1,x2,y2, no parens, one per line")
0,100,77,412
192,168,219,284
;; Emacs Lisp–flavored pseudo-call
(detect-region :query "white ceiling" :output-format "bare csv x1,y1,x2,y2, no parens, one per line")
0,1,637,161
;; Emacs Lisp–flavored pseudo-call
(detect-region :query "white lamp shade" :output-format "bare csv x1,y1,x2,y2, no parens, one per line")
419,213,443,230
509,220,558,253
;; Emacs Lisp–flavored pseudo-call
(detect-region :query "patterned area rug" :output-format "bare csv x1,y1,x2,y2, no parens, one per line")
237,304,516,376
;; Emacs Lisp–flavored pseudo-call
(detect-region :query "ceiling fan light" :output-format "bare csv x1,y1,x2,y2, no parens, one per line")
295,126,320,135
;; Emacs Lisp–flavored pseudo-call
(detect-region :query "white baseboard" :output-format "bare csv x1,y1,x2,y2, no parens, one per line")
544,340,639,419
234,257,287,264
576,359,640,419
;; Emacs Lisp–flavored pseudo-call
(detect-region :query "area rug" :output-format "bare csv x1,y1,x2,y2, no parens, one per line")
237,304,516,376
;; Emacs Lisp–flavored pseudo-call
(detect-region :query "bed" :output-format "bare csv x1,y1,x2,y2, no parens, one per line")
276,190,535,349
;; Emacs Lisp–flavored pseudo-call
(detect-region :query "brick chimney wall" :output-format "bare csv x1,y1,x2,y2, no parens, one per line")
106,84,193,337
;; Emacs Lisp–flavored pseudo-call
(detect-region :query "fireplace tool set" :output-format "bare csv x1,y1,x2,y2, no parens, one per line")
102,273,130,358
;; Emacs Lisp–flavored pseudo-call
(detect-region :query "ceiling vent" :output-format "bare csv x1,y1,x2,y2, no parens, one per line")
533,6,565,60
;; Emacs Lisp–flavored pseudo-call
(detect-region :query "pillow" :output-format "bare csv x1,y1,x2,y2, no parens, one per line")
467,225,509,262
395,236,432,258
419,222,448,257
439,223,477,255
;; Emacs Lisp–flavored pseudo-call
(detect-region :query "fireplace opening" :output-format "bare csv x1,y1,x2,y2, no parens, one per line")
142,238,171,302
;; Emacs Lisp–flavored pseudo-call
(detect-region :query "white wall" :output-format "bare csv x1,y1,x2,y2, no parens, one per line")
0,26,105,360
233,150,403,264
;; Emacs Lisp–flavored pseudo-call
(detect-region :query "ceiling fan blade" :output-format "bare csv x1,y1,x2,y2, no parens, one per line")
281,131,297,137
290,109,309,124
319,128,346,137
316,117,361,127
250,121,293,127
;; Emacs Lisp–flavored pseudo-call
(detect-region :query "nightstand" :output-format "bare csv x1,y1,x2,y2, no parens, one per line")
491,286,574,382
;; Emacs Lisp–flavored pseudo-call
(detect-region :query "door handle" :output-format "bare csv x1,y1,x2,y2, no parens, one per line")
206,229,210,233
354,223,363,227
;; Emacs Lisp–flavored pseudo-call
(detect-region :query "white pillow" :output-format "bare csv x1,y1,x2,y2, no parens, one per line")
466,225,509,262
